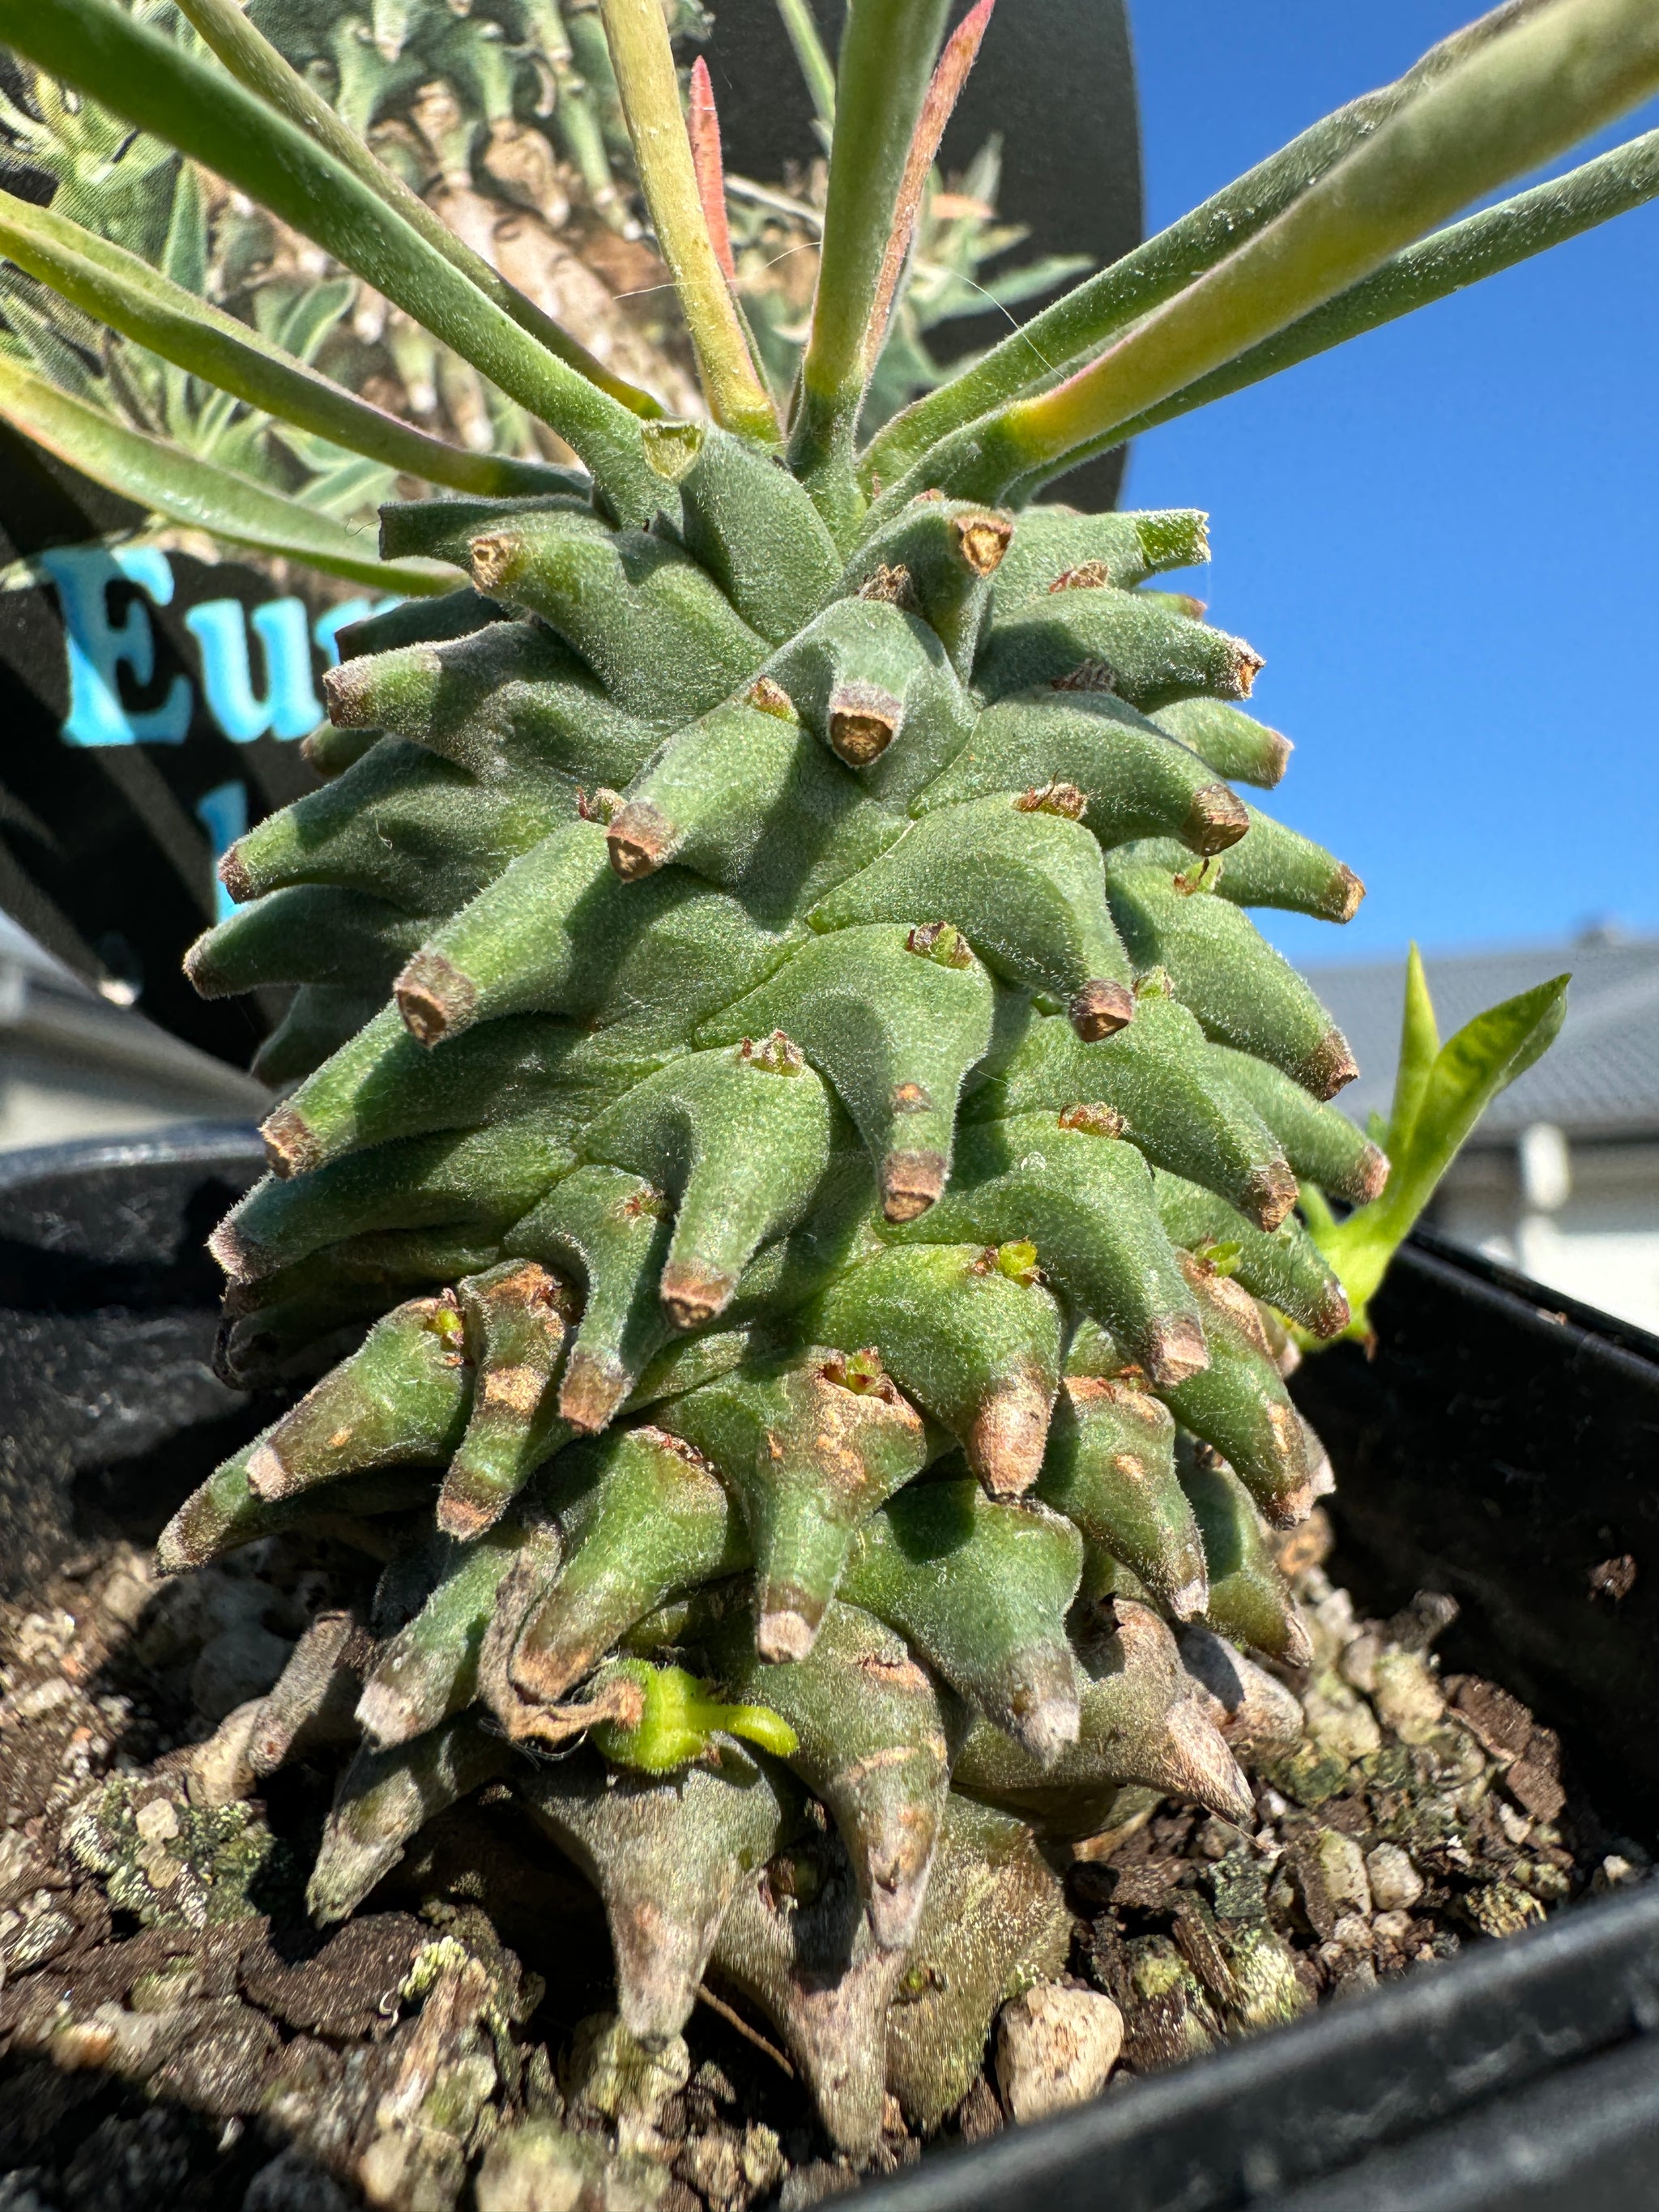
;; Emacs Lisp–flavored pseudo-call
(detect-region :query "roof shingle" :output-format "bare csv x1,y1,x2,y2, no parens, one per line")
1299,933,1659,1144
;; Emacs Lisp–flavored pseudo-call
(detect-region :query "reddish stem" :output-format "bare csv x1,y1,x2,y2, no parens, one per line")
866,0,996,364
689,55,736,281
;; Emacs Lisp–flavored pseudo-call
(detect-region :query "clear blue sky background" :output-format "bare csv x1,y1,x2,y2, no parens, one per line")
1120,4,1659,969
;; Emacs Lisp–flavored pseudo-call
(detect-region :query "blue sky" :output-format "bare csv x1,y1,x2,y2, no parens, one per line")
1120,3,1659,968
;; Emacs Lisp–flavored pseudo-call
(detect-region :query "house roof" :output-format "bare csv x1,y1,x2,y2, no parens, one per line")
1300,931,1659,1146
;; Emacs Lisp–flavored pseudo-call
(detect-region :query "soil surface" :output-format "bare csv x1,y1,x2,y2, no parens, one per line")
1,1507,1648,2212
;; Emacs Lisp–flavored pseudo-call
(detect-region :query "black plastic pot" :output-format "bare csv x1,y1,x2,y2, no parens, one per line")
6,1141,1658,2206
0,1122,264,1598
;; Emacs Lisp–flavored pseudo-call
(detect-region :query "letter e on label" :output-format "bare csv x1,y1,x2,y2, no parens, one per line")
39,545,192,747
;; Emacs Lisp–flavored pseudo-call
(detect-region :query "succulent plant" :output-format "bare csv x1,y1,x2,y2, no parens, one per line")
2,0,1655,2152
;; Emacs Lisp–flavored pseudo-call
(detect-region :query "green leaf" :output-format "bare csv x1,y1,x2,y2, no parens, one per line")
882,0,1659,505
588,1659,798,1771
0,186,569,499
0,0,663,522
597,0,777,441
861,0,1566,492
0,352,454,593
0,273,106,406
1308,963,1570,1330
160,156,207,300
1392,974,1570,1235
271,277,357,371
789,0,953,528
1007,125,1659,494
774,0,837,130
1386,943,1440,1162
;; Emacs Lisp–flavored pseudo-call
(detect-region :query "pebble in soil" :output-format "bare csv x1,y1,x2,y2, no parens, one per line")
1,1513,1650,2211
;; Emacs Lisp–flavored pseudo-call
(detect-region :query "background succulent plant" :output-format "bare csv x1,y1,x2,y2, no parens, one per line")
2,0,1656,2154
0,0,1074,558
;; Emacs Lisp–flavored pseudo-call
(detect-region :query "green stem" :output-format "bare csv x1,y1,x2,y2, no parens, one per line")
0,189,568,498
0,0,663,521
1008,126,1659,496
889,0,1659,506
774,0,837,129
171,0,660,420
859,0,1567,493
0,354,452,592
789,0,953,533
597,0,778,440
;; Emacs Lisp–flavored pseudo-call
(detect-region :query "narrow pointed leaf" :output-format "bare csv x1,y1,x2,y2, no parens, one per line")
0,356,451,593
868,0,996,355
1009,127,1659,490
862,0,1564,489
774,0,837,129
689,58,737,282
0,189,567,499
599,0,774,438
790,0,953,524
1312,973,1569,1324
1386,944,1440,1163
1387,977,1570,1231
888,0,1659,502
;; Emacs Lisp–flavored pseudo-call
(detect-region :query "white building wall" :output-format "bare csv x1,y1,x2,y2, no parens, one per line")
1432,1137,1659,1337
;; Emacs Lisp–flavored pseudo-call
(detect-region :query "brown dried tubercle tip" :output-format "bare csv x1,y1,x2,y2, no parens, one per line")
320,658,380,729
1186,782,1251,855
249,1611,366,1775
1141,1315,1209,1391
747,676,797,720
1007,1657,1084,1767
1156,1692,1255,1824
1013,782,1087,820
1353,1141,1390,1206
1309,1282,1353,1342
1325,866,1366,924
858,563,916,609
1048,559,1113,594
261,1104,322,1181
245,1438,293,1502
1242,1159,1299,1234
953,511,1013,576
757,1592,818,1664
828,680,904,767
394,949,477,1047
966,1371,1052,1498
880,1148,946,1224
436,1478,511,1545
216,843,254,905
558,1348,630,1434
606,799,676,881
1188,1264,1273,1357
1057,1102,1126,1139
659,1259,739,1332
207,1216,267,1285
906,920,975,968
1301,1029,1359,1101
1068,979,1136,1040
467,531,520,597
743,1030,806,1076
